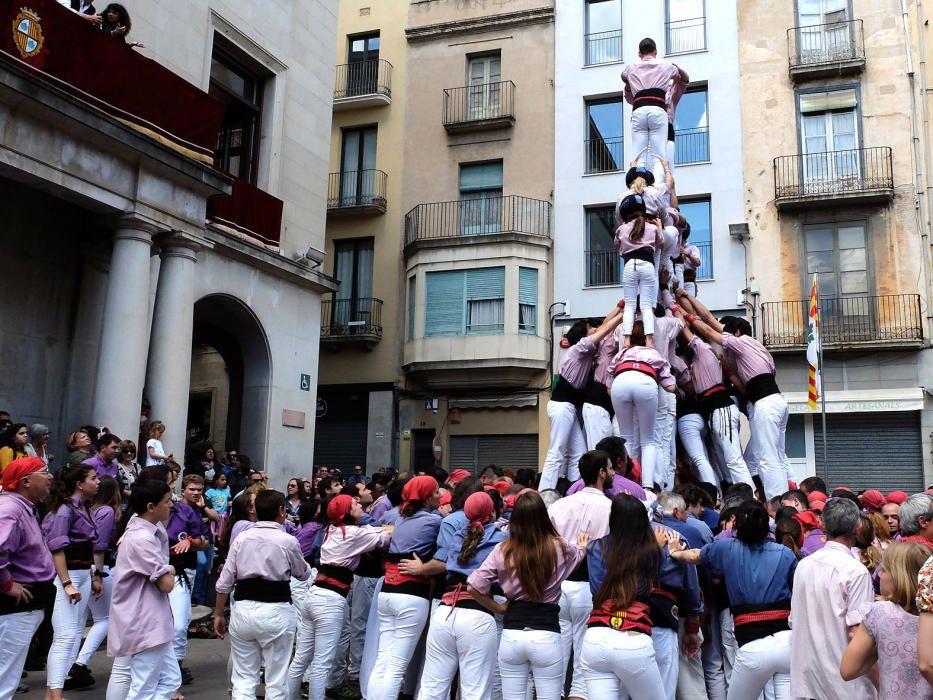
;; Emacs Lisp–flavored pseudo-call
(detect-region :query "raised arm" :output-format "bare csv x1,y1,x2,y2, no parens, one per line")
676,290,723,332
590,306,624,346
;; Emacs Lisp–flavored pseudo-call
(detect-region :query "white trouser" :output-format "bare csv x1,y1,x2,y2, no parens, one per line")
559,580,593,699
168,569,195,661
416,605,498,700
541,400,585,490
288,586,347,700
652,626,679,700
581,627,664,700
358,577,383,700
667,136,676,175
229,600,296,700
684,280,698,297
744,394,791,500
678,621,707,700
290,576,310,623
632,105,669,183
702,606,728,700
0,608,43,698
106,655,131,700
709,405,753,488
612,372,659,489
77,564,113,666
622,259,658,337
727,631,791,700
654,389,677,491
662,226,681,286
678,413,717,487
368,592,430,700
348,575,377,681
327,596,352,689
47,569,92,688
111,642,182,700
582,403,614,451
498,628,563,700
719,609,737,686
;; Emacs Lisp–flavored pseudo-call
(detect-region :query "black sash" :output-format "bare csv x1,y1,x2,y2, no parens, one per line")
731,599,791,647
622,247,655,265
583,381,613,415
633,87,667,111
567,557,589,583
315,564,354,598
233,578,291,603
551,375,586,409
0,580,54,616
63,540,94,569
677,395,702,419
503,600,561,633
745,373,781,404
698,384,734,417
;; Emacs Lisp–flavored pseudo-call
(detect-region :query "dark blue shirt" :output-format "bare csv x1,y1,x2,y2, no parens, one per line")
700,538,797,607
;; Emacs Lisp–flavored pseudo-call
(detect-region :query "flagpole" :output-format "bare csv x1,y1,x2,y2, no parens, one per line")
819,333,828,474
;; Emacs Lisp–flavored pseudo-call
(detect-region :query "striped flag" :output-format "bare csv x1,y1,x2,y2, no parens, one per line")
806,274,821,410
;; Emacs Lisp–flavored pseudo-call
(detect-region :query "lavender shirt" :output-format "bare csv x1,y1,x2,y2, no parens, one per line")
609,346,676,390
165,501,207,545
467,538,585,604
388,509,442,557
296,522,322,559
593,333,619,388
683,243,701,271
558,335,598,390
216,522,311,592
92,505,116,555
81,454,118,479
43,497,98,552
108,516,173,657
801,528,828,557
566,474,647,501
616,185,673,227
229,520,254,548
861,600,930,699
653,314,683,364
667,79,688,124
720,334,776,385
615,220,661,256
320,524,391,569
0,492,55,585
689,336,724,394
369,495,392,522
621,57,680,101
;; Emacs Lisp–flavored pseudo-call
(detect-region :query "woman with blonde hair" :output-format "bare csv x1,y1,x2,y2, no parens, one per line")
868,512,895,550
65,430,93,467
841,541,933,697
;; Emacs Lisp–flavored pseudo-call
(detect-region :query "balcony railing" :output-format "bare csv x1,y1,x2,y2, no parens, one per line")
207,176,284,246
405,196,551,247
585,242,713,288
443,81,515,132
585,29,623,65
666,17,706,54
761,294,923,350
320,297,383,343
327,169,387,215
787,19,865,76
773,147,893,208
694,240,712,280
675,127,709,165
585,136,624,174
333,59,392,103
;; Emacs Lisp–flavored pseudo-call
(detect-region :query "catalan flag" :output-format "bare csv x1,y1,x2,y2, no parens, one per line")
806,275,821,410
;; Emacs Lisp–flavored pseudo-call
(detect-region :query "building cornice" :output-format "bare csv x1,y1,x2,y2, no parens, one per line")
405,6,555,43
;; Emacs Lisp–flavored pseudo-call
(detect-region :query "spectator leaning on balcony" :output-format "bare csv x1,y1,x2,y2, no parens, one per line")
58,0,102,25
99,4,144,48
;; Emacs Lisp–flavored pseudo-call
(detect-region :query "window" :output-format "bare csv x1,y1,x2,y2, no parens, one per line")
796,0,856,63
407,276,416,341
339,126,378,207
467,54,502,120
666,0,706,54
424,267,505,337
519,268,538,335
585,0,622,65
805,222,871,340
674,86,708,164
346,32,380,96
585,206,621,287
798,87,859,184
333,239,374,331
585,98,624,173
460,162,503,235
679,199,712,280
210,43,264,182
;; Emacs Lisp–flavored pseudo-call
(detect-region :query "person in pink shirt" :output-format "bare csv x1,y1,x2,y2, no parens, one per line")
621,37,688,182
582,306,623,450
467,491,589,700
615,194,663,347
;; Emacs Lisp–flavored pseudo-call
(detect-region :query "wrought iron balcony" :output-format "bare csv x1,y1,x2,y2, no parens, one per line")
585,136,624,174
333,59,392,110
327,169,388,216
675,127,709,165
787,19,865,80
761,294,922,351
320,297,383,347
665,16,706,54
404,195,551,249
585,29,623,66
585,242,713,288
443,81,515,134
773,147,893,209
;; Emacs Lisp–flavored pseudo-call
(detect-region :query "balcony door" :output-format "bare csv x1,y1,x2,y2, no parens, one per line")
796,0,853,62
799,88,859,191
585,0,622,65
467,55,501,121
460,162,503,236
347,33,380,96
333,238,374,334
210,45,263,183
585,98,623,173
340,127,377,207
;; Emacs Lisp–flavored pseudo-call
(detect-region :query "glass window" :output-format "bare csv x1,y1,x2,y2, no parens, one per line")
338,127,378,207
467,54,502,120
332,239,375,333
678,199,713,279
795,0,854,63
785,415,807,459
585,206,620,287
210,47,263,183
585,98,624,173
424,267,505,337
407,276,416,341
804,222,868,298
585,0,622,65
674,87,708,164
666,0,706,54
798,88,859,185
460,162,503,236
519,268,537,335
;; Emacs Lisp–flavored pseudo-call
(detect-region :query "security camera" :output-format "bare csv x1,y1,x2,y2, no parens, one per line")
294,245,325,268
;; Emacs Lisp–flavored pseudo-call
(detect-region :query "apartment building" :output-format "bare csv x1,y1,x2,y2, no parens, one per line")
0,0,337,487
399,0,556,473
739,0,931,488
314,0,408,471
553,0,747,335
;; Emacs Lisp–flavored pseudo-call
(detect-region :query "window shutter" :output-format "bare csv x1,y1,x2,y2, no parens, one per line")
459,162,504,191
465,267,505,300
425,271,465,336
519,267,537,305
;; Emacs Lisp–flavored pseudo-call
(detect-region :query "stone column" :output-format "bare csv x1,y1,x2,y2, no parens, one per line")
90,216,157,443
145,232,211,464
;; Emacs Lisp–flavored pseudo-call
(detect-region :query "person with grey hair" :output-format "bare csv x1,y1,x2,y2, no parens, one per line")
538,489,562,509
24,423,51,466
897,493,933,546
790,498,876,699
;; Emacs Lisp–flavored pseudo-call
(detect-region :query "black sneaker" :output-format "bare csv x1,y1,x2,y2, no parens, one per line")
63,663,94,691
15,683,28,694
180,666,194,685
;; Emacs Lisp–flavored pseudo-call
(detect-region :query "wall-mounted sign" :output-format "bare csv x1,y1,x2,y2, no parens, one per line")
316,397,327,419
300,373,311,391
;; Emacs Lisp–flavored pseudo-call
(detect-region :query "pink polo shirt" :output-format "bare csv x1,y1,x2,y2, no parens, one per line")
609,346,676,390
559,336,598,390
621,57,680,102
467,537,585,604
720,334,776,384
688,336,723,394
615,220,661,256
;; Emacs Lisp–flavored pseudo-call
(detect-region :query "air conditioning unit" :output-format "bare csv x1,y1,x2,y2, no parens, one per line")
729,223,750,240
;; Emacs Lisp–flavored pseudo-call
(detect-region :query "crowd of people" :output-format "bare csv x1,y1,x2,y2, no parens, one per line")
57,1,144,48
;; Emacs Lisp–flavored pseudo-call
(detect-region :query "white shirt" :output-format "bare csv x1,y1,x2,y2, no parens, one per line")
320,524,391,570
790,541,877,700
547,486,611,542
146,438,165,467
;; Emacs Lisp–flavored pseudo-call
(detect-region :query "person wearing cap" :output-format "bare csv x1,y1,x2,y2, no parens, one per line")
621,37,688,182
541,310,623,491
368,475,441,700
886,489,908,505
898,493,933,546
859,489,886,514
417,491,507,700
790,498,876,700
287,493,391,700
547,451,614,700
0,457,55,700
214,489,311,700
795,510,827,556
881,500,901,539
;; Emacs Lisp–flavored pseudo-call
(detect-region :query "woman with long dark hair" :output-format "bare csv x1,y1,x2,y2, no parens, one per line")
41,465,101,700
671,499,798,699
467,491,588,700
0,423,29,470
286,476,308,523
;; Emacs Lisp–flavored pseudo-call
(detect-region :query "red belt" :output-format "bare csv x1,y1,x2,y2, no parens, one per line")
613,360,659,382
700,384,727,399
384,561,431,588
734,609,790,627
315,574,351,590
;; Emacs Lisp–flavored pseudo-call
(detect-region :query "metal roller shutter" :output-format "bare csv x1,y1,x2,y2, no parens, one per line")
448,434,539,474
313,422,368,470
813,411,923,492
